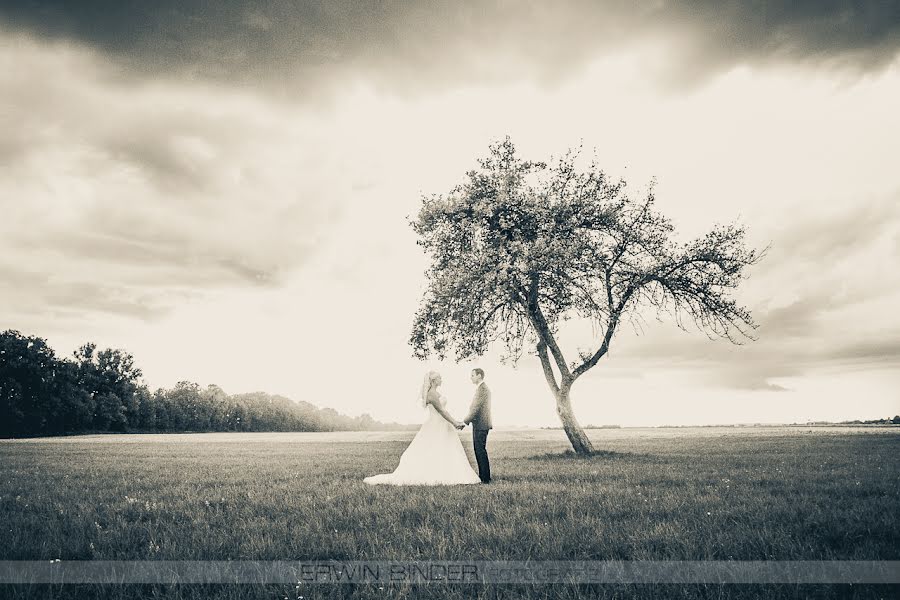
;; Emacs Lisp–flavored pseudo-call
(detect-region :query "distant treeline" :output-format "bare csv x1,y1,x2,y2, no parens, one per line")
0,329,410,438
800,418,900,425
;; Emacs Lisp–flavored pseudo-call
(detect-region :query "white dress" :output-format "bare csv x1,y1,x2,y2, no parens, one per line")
363,394,482,486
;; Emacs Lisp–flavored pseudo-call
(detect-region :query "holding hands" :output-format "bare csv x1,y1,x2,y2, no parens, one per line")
455,421,466,430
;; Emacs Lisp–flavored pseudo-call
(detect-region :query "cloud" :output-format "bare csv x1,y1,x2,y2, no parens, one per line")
0,31,343,325
0,1,897,97
770,193,900,265
641,0,900,88
599,189,900,390
818,338,900,369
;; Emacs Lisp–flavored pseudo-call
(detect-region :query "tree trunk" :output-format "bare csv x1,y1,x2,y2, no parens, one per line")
556,387,594,455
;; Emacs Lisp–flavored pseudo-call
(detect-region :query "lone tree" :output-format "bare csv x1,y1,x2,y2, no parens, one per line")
409,138,767,454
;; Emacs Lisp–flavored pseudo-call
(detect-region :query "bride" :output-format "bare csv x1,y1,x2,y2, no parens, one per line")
363,371,482,486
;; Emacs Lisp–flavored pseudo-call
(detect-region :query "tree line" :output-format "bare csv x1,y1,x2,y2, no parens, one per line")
0,329,405,438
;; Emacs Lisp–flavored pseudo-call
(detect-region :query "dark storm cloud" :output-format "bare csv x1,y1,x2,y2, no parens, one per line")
1,1,898,94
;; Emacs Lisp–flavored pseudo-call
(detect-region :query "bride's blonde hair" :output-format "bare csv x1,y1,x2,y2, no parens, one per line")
419,371,439,407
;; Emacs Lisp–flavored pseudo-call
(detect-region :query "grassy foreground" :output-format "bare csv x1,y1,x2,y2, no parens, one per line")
1,427,897,599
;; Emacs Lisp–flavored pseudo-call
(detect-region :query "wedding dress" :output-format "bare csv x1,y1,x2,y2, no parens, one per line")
363,393,481,486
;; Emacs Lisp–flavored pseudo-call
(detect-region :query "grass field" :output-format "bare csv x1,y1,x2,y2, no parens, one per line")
1,427,898,599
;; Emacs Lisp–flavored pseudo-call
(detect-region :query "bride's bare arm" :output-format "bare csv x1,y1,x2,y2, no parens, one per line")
426,391,462,427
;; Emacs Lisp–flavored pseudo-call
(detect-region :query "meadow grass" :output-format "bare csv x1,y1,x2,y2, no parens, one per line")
0,427,897,599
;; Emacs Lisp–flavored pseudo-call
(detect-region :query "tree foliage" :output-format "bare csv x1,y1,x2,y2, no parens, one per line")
410,137,767,452
411,138,765,381
0,329,401,437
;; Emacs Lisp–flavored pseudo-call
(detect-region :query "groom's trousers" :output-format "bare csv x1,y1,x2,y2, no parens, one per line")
473,428,491,483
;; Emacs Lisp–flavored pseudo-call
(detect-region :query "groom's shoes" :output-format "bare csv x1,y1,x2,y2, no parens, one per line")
480,479,491,484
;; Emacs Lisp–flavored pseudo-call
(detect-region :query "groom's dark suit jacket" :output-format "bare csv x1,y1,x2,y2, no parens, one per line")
464,382,492,430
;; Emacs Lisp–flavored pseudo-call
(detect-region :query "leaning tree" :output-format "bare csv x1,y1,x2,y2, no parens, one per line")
409,137,767,454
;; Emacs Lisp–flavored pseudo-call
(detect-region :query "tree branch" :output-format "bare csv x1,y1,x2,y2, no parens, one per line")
559,271,609,319
536,340,560,394
571,287,634,380
525,275,572,382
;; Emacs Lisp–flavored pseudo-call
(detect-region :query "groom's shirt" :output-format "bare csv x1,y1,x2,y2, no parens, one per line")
464,381,493,430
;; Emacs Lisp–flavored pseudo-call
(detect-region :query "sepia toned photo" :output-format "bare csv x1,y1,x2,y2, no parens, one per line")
1,2,898,599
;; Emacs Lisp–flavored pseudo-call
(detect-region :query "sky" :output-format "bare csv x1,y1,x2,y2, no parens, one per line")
1,1,899,427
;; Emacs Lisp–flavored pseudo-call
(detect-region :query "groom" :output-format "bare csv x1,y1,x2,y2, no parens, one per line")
458,368,492,483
